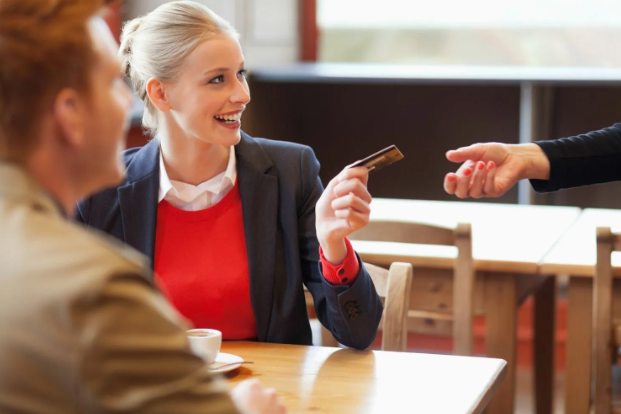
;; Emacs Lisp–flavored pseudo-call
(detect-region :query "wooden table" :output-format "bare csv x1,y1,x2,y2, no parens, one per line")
349,198,582,414
540,208,621,414
222,341,507,414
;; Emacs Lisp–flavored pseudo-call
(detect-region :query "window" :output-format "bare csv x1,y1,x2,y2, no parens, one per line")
317,0,621,67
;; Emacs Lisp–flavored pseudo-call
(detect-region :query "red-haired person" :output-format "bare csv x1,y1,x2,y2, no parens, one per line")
0,1,282,412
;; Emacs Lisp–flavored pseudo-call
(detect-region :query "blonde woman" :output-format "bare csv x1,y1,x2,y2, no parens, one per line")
78,1,382,349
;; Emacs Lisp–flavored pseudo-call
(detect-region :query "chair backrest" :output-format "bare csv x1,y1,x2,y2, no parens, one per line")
349,220,475,356
593,227,621,414
364,262,413,352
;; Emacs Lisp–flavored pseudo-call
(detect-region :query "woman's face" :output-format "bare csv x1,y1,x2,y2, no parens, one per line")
162,34,250,146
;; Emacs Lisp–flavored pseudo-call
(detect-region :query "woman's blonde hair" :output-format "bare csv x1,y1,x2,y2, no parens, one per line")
120,1,239,135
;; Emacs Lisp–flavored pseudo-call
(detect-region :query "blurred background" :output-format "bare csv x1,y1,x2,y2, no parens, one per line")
318,0,621,67
114,0,621,209
118,0,621,67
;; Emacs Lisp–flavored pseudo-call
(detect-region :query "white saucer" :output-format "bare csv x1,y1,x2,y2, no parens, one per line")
209,352,244,374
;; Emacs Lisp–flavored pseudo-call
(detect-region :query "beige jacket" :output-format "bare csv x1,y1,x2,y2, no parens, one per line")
0,164,239,414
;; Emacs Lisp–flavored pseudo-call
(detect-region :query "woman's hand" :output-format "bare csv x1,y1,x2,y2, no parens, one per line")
443,143,550,199
231,379,287,414
316,166,372,264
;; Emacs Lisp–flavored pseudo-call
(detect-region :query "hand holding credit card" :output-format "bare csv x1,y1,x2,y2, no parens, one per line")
349,145,404,174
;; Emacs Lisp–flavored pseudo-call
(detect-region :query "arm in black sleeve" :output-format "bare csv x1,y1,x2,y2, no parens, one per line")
530,123,621,192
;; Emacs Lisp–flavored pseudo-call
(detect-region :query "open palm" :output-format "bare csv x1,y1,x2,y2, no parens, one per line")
444,143,528,199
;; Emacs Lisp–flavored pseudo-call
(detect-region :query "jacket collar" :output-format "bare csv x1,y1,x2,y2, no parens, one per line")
123,132,273,185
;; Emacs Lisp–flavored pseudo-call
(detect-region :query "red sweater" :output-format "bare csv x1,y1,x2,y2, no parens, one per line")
154,181,359,340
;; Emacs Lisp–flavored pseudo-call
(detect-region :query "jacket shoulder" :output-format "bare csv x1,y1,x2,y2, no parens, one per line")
251,137,311,158
122,145,145,167
3,202,149,290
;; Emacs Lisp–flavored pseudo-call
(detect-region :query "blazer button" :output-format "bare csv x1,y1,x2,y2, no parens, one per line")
349,313,359,320
345,301,357,310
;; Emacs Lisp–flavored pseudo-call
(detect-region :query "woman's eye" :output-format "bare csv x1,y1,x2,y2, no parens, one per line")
238,69,248,78
209,75,224,84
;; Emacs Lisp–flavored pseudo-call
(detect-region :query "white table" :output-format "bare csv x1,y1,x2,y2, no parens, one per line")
223,341,508,414
350,198,582,414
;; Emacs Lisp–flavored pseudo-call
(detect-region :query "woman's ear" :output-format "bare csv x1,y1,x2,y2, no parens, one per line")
146,78,171,112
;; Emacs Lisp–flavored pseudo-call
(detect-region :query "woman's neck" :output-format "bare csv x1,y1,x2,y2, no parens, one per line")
159,125,230,186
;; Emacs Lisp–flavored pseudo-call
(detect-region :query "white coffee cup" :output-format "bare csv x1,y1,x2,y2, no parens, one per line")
186,329,222,364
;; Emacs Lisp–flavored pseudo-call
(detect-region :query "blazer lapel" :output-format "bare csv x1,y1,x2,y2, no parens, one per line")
236,134,279,342
117,139,160,273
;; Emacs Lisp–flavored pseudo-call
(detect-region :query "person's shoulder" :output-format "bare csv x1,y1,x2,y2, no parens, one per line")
243,134,318,167
78,141,155,210
251,136,309,153
33,211,148,280
240,134,321,202
0,200,151,305
122,144,146,166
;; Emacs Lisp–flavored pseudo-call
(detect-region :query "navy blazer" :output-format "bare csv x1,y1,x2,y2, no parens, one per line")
76,133,383,349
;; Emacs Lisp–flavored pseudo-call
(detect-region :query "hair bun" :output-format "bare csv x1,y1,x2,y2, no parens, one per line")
119,17,143,78
120,16,142,56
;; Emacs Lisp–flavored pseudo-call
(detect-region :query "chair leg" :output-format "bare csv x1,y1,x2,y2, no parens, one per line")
534,277,556,414
485,272,517,414
565,277,593,414
593,228,613,414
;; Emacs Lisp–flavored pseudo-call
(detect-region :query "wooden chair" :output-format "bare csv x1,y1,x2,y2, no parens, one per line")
348,220,475,356
593,227,621,414
305,261,413,351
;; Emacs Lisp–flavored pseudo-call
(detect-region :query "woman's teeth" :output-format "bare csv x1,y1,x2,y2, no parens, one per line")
214,113,241,123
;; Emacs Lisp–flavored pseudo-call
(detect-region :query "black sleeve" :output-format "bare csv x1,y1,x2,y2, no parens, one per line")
530,123,621,193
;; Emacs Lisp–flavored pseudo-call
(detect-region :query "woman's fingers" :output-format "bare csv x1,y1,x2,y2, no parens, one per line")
331,193,371,215
333,179,372,204
325,166,368,194
338,166,369,186
444,173,458,194
454,160,476,199
446,143,488,163
468,161,487,198
483,161,497,196
333,209,370,230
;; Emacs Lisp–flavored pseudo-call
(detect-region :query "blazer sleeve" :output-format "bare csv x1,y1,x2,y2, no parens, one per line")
78,270,240,414
530,123,621,192
297,146,383,350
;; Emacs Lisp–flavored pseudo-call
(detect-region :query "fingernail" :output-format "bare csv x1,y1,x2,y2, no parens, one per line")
463,168,472,176
488,161,495,169
477,162,485,171
448,175,456,182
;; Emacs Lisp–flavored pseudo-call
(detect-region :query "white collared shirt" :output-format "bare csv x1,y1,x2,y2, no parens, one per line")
158,147,237,211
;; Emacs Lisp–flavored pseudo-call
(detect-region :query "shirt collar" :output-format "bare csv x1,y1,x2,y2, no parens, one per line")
158,146,237,204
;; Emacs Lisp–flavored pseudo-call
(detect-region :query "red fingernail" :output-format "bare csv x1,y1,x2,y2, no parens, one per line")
463,168,472,176
488,161,495,169
448,175,456,182
477,162,485,171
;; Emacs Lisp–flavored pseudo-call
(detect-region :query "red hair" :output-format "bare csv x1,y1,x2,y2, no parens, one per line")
0,0,104,159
